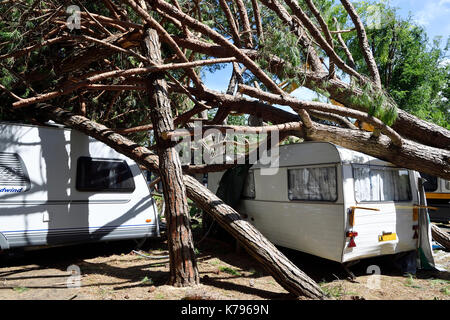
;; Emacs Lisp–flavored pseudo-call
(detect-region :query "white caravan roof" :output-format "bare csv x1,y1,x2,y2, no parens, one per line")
252,141,394,168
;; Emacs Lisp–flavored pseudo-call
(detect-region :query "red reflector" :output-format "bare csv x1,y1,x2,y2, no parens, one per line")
348,237,356,248
346,231,358,238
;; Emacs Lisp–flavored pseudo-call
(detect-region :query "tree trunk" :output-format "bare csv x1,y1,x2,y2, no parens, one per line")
142,27,199,287
431,224,450,251
33,103,325,299
184,175,324,298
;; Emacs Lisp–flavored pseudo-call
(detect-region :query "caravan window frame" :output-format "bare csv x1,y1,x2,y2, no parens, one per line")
420,172,439,192
352,164,412,203
76,157,136,193
286,164,339,203
241,170,256,199
444,180,450,191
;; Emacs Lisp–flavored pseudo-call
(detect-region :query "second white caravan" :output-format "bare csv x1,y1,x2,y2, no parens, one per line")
0,122,160,251
208,142,423,263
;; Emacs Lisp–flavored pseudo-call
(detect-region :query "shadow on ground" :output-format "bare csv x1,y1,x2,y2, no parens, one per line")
0,228,448,299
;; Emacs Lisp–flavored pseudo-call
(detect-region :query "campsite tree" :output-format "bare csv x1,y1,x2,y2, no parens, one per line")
330,1,449,128
1,0,450,298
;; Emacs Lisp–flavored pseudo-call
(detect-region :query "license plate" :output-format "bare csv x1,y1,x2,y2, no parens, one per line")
378,233,397,242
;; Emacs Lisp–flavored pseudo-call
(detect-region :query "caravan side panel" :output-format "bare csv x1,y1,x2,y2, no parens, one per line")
0,123,159,249
239,166,346,263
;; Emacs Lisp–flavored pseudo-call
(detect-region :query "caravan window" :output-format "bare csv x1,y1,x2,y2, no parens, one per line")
288,166,337,201
353,165,411,202
76,157,135,192
420,173,438,192
242,170,255,199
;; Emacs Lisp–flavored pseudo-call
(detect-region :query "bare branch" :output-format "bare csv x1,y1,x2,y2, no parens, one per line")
233,0,253,48
333,17,356,69
304,0,335,77
0,84,24,101
340,0,381,87
122,0,204,89
283,0,365,82
12,58,237,108
160,121,302,140
250,0,264,43
219,0,242,47
76,0,114,36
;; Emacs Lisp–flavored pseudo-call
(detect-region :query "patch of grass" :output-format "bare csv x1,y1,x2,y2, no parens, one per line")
98,287,113,297
404,274,422,289
430,279,450,286
319,282,344,299
13,287,29,293
141,276,154,285
154,293,165,299
440,287,450,295
218,266,241,276
209,259,221,266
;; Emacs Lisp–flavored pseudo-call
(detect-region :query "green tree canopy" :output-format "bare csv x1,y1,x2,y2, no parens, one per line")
330,1,449,128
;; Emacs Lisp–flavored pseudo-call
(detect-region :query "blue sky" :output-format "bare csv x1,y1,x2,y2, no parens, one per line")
203,0,450,107
204,0,450,92
390,0,450,42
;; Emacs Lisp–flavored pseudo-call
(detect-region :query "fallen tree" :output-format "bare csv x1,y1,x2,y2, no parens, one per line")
1,0,449,299
431,224,450,251
33,103,324,299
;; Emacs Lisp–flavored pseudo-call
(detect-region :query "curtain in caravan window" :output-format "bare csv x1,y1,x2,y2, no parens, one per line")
354,166,411,202
288,167,337,201
354,166,373,202
373,168,394,201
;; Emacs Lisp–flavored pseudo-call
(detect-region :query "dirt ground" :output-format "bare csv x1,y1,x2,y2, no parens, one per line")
0,224,449,301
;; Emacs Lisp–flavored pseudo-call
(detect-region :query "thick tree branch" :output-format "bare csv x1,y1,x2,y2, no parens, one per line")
239,84,403,146
233,0,253,48
219,0,242,47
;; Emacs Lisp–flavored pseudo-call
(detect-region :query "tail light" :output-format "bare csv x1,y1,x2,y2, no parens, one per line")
346,231,358,248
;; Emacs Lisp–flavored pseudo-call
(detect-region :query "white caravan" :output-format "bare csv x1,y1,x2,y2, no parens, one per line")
208,142,423,263
0,122,160,251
